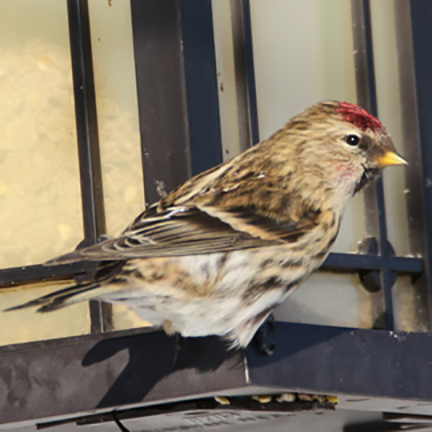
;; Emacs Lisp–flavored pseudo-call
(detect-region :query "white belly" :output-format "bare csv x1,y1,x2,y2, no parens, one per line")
103,248,310,348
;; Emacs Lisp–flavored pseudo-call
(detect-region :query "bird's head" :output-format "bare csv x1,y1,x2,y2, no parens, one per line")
282,100,407,198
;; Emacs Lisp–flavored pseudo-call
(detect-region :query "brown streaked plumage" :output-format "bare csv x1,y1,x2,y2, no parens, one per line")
7,101,407,349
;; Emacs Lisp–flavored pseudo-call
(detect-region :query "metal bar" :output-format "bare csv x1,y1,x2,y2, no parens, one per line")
130,0,192,207
351,0,394,329
3,323,432,425
394,0,430,330
67,0,106,244
0,263,98,288
239,0,260,146
321,253,423,275
408,0,432,330
0,252,424,290
230,0,260,150
67,0,112,333
180,0,223,175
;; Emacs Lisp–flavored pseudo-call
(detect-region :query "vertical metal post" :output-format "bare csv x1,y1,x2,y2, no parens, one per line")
130,0,192,206
408,0,432,329
392,1,430,331
180,0,223,175
67,0,113,333
351,0,394,329
230,0,260,149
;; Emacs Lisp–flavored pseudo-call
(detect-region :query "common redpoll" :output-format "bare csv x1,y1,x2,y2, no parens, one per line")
8,101,407,349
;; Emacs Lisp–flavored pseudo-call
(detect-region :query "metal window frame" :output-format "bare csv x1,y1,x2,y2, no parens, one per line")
0,0,432,427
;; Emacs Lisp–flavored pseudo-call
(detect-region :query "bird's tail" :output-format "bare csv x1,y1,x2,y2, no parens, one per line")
4,280,109,313
5,260,125,313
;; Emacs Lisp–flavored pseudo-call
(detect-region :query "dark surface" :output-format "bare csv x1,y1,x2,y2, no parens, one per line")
3,323,432,426
0,327,243,425
248,322,432,401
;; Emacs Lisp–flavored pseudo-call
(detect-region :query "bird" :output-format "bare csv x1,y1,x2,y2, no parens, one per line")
7,101,407,349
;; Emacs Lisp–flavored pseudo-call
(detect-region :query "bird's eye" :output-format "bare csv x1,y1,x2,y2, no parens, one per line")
345,134,360,146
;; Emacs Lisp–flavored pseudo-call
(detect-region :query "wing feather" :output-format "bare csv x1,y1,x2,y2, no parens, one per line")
48,158,323,265
47,204,316,264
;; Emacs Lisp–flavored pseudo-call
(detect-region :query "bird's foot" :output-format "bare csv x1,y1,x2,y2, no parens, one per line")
253,314,276,356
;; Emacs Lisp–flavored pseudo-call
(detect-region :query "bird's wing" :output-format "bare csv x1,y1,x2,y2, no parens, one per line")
47,203,317,264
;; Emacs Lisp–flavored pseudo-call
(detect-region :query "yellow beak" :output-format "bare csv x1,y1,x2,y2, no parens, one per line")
376,151,408,167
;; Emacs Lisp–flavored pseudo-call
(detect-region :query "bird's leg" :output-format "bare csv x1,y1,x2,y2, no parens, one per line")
162,320,183,367
172,333,184,367
253,313,276,356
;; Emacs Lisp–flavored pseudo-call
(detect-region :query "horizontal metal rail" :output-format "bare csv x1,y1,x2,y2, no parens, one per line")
0,252,423,289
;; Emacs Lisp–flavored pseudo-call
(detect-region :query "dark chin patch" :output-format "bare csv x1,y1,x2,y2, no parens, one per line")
354,167,379,194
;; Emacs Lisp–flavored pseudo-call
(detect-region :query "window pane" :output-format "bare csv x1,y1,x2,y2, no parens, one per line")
249,0,366,253
275,272,381,329
0,0,83,268
0,281,90,346
88,0,144,236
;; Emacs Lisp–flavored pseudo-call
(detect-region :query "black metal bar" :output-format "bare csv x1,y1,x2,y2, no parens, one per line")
240,0,259,146
130,0,192,206
321,253,423,275
0,252,424,290
3,323,432,425
393,1,430,330
351,0,394,330
230,0,260,150
352,0,378,117
180,0,223,175
0,263,98,288
67,0,106,244
67,0,112,333
409,0,432,330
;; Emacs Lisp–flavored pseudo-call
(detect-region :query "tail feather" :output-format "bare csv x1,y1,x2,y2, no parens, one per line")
5,260,125,313
45,250,92,265
36,283,102,312
4,280,101,313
